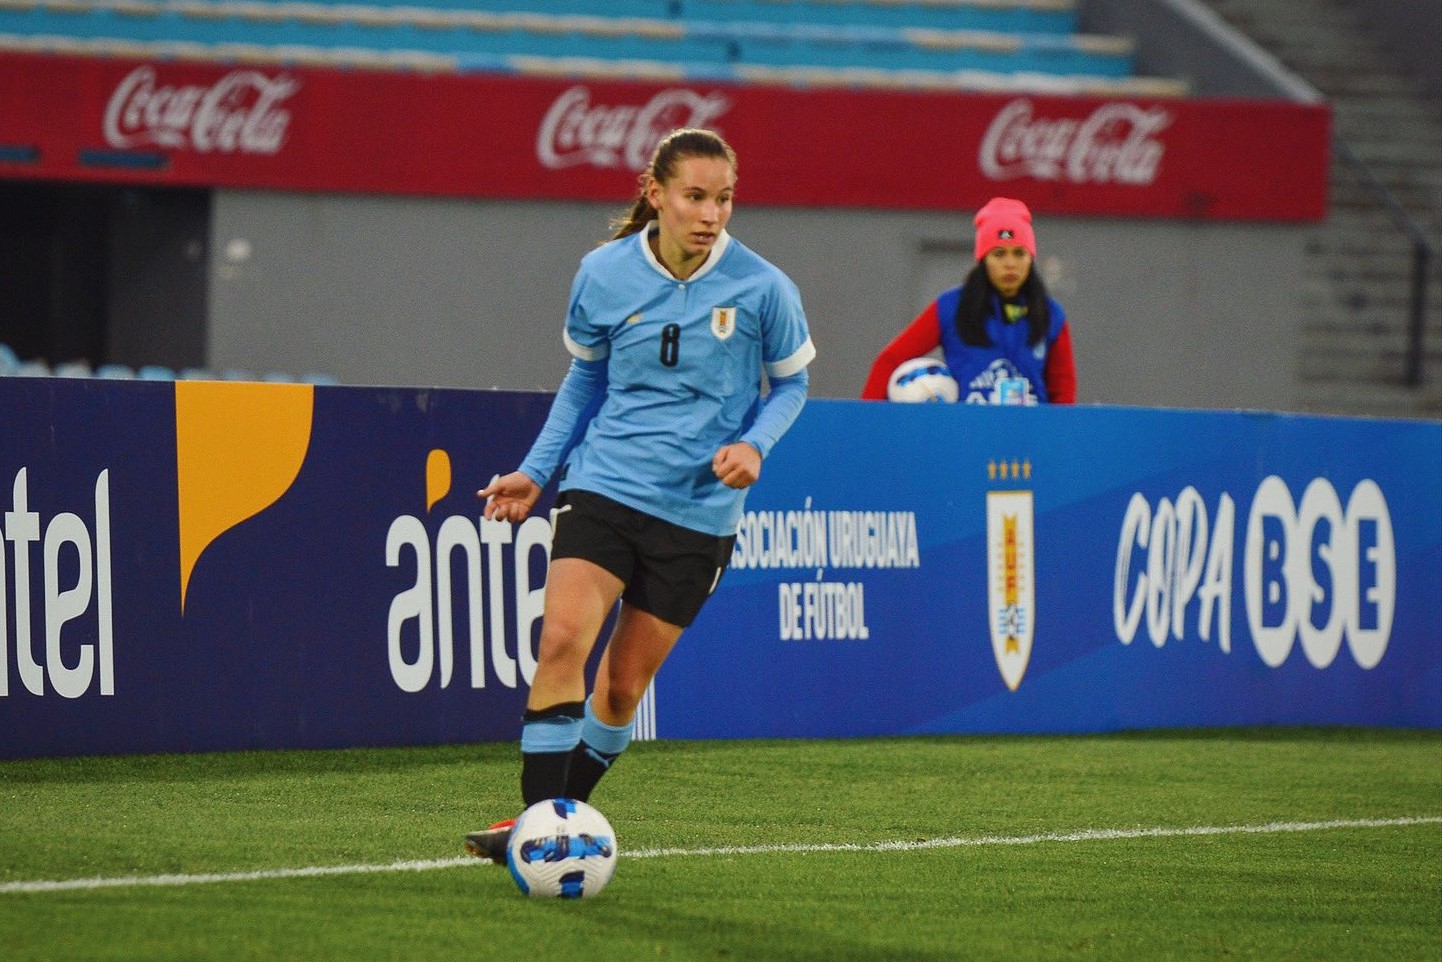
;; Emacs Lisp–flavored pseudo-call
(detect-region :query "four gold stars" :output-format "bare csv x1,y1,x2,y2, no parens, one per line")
988,459,1032,481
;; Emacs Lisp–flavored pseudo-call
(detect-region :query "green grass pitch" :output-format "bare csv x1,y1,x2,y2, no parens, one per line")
2,728,1438,961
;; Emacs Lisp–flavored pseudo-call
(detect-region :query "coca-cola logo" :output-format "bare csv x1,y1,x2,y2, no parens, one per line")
103,65,298,155
979,99,1170,185
536,86,731,171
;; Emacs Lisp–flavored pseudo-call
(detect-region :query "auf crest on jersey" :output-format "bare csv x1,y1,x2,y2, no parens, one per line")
710,306,737,340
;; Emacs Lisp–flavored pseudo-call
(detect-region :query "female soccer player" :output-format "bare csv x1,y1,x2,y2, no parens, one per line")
465,128,816,861
861,196,1076,405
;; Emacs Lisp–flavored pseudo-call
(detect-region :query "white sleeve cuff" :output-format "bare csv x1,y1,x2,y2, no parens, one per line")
564,329,609,362
765,338,816,379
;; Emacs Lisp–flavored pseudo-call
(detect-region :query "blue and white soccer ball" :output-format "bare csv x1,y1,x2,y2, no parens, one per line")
887,357,960,403
506,798,618,899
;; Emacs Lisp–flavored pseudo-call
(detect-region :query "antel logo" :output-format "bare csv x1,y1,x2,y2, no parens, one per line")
1,468,115,699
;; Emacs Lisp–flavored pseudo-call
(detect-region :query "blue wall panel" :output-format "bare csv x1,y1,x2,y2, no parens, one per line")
0,378,1437,759
665,403,1440,737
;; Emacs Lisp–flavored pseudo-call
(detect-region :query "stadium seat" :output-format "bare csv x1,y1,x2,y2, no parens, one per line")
0,0,1163,92
0,347,335,384
678,0,1078,34
11,358,53,377
0,341,20,376
51,360,95,378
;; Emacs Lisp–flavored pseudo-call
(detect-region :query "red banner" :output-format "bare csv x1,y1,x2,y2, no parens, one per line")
0,52,1329,220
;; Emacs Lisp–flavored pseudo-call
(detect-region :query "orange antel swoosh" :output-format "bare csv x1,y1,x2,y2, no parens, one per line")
176,381,314,613
426,448,451,513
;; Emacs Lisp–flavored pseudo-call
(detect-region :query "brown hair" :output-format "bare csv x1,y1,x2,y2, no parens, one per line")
609,127,738,240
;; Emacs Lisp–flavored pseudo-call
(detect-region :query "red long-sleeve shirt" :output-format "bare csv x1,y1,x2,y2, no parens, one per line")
861,299,1077,403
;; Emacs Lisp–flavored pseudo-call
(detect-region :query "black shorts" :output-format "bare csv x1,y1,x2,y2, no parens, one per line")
550,490,736,628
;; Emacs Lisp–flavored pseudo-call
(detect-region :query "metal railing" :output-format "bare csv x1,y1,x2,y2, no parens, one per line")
1333,138,1439,387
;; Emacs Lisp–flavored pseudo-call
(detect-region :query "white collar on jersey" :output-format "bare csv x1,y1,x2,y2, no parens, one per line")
640,222,731,282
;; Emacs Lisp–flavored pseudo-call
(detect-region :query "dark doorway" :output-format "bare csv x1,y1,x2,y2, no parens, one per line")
0,180,210,371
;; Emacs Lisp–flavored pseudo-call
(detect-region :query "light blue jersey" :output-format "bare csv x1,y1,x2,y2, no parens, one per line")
519,225,816,536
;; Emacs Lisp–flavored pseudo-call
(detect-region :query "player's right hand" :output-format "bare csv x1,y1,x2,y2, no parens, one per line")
477,472,542,523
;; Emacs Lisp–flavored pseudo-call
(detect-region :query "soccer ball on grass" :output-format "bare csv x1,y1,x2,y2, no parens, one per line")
506,798,618,899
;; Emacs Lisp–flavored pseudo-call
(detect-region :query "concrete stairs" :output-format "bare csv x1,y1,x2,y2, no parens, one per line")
1196,0,1442,420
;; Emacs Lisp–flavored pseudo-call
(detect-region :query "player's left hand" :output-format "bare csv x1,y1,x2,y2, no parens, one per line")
477,471,542,522
712,442,762,489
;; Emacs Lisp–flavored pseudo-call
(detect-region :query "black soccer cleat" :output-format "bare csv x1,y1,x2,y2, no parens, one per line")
464,819,516,863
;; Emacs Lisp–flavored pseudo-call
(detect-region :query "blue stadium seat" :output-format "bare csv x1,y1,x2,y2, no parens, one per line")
155,0,1079,34
51,360,95,378
0,341,335,385
0,2,1133,79
678,0,1077,34
308,0,680,16
0,0,1179,97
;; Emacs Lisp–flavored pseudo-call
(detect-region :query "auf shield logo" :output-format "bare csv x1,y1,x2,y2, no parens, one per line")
986,458,1036,690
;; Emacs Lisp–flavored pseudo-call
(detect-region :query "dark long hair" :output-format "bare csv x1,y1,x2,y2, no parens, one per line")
610,128,738,240
954,261,1051,348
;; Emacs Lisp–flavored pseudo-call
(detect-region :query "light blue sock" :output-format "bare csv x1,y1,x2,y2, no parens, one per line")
579,695,633,759
562,696,634,802
520,708,583,755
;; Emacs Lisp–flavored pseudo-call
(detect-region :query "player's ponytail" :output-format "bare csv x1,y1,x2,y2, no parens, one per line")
609,127,738,240
610,187,656,240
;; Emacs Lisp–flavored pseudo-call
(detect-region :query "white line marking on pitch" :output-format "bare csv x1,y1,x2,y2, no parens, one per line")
623,816,1442,859
3,815,1438,895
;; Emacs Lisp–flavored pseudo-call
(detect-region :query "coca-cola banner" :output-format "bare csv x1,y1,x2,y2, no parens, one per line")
0,52,1329,220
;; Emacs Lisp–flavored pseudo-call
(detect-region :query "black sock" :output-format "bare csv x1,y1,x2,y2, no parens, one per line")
521,751,573,806
563,741,621,803
519,701,584,806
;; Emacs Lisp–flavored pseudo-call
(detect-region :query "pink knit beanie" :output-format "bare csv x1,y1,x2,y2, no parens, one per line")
973,197,1037,261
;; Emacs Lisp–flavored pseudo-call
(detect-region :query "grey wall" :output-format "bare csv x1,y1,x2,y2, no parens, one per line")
1081,0,1323,100
209,193,585,390
209,190,1308,411
1340,0,1442,113
1090,0,1438,111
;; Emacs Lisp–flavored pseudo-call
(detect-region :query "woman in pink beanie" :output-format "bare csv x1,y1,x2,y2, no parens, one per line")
862,196,1077,404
